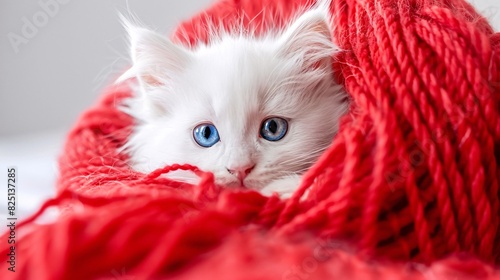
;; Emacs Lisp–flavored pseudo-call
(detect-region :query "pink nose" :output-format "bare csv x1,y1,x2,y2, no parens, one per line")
226,164,255,181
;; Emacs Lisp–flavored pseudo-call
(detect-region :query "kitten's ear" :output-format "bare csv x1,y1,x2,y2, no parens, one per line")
276,8,336,69
117,17,190,88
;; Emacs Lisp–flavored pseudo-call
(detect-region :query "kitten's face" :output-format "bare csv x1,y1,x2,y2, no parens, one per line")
121,9,347,194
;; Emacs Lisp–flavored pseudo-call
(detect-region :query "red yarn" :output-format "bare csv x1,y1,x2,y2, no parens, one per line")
2,0,500,278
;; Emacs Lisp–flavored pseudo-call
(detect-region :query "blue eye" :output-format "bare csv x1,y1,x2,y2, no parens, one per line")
193,123,220,147
260,117,288,141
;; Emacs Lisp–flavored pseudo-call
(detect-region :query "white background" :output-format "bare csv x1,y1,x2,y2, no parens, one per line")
0,0,499,219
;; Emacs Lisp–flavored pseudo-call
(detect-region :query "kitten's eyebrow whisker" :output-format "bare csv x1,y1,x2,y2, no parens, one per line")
265,51,294,81
265,76,303,98
266,72,306,92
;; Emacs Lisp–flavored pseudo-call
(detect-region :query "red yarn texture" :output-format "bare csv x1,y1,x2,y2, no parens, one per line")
2,0,500,279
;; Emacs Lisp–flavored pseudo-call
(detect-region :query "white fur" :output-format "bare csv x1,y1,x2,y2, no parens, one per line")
119,6,348,197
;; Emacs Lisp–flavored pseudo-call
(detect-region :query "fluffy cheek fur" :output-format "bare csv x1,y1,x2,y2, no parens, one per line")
123,97,228,185
244,93,346,191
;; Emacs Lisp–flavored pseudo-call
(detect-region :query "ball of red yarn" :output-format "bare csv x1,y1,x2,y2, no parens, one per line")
1,0,499,279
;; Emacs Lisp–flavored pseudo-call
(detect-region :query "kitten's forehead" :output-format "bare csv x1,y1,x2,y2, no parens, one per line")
190,39,276,126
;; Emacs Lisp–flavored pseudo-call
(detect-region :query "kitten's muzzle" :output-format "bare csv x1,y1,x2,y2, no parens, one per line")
226,164,255,183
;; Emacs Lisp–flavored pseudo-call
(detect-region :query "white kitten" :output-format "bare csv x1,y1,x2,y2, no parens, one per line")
118,7,347,197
